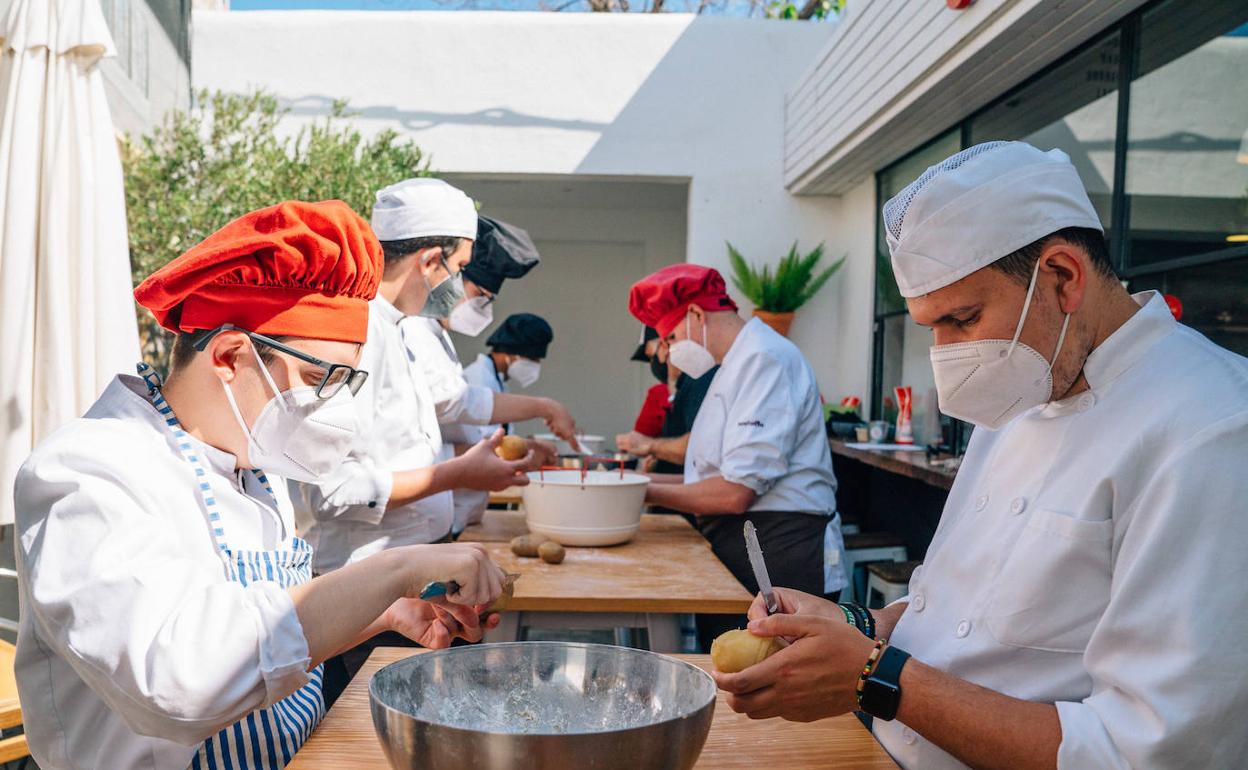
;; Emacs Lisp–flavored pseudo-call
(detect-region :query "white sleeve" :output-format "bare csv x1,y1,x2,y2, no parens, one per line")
404,321,495,425
717,353,798,496
15,454,312,746
1055,412,1248,769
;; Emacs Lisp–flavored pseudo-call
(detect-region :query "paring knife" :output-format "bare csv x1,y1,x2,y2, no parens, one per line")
744,521,779,615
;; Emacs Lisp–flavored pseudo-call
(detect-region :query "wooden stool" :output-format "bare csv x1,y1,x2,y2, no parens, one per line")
842,532,907,604
866,561,921,609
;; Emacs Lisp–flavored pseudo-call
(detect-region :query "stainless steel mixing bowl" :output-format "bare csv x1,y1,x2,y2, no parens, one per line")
369,641,717,769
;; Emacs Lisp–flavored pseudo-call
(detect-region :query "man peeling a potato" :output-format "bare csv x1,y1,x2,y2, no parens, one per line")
710,143,1248,770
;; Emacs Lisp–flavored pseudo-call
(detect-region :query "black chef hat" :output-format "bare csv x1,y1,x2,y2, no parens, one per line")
630,326,659,362
463,216,540,295
487,313,553,360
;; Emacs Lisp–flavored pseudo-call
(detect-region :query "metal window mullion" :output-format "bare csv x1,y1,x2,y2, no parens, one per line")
1110,12,1141,275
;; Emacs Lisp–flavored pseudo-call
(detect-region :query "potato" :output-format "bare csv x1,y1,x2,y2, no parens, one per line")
710,629,782,673
481,573,518,617
538,540,566,564
495,435,529,461
510,534,548,557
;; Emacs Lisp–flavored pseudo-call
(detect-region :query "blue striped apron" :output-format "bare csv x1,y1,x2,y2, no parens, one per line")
138,364,326,769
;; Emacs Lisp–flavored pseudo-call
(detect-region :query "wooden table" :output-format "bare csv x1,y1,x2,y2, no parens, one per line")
287,647,899,770
830,439,957,491
462,510,751,651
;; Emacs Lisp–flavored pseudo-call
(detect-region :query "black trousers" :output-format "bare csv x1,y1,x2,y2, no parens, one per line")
695,511,828,650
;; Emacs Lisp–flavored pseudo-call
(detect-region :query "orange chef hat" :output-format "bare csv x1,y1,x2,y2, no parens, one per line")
134,200,383,344
628,264,738,337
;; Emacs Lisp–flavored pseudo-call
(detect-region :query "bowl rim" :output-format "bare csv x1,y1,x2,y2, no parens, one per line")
368,641,717,737
523,470,650,488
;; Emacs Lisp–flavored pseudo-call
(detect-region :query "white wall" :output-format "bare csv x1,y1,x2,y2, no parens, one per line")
443,175,689,438
193,10,873,404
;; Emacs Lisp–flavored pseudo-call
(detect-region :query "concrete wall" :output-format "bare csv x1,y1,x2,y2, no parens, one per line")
193,11,874,410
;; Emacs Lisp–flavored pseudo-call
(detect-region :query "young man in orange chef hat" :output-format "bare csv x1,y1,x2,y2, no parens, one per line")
13,200,508,770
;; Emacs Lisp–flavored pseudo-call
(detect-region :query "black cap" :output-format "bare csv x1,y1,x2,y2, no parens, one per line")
487,313,553,360
463,216,540,295
630,326,659,362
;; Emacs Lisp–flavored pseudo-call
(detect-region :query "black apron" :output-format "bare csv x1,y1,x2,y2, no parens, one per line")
696,510,828,650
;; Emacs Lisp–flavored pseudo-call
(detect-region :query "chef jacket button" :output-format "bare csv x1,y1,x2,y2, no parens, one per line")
902,727,918,744
368,501,378,508
956,619,972,638
975,494,989,511
1078,394,1096,411
1010,497,1027,515
912,594,926,612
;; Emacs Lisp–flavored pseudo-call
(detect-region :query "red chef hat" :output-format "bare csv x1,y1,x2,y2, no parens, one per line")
628,264,738,337
134,200,383,344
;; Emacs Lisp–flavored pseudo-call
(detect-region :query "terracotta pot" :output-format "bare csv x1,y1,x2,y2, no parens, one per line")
752,309,795,337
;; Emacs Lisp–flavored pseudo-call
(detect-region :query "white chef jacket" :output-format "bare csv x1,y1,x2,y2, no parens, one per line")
452,353,509,531
292,297,453,572
874,292,1248,769
399,316,495,439
13,376,311,770
685,317,847,592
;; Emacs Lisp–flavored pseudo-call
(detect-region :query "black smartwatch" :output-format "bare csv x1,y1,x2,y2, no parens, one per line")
859,645,910,721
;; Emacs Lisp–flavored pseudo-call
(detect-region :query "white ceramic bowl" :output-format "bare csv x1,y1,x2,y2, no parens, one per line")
534,434,606,457
522,470,650,546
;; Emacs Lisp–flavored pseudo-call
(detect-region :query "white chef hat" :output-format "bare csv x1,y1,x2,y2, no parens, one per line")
371,178,478,241
883,141,1103,298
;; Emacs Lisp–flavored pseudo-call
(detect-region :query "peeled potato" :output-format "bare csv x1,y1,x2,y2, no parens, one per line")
538,540,566,564
495,435,529,461
710,629,782,673
510,534,548,557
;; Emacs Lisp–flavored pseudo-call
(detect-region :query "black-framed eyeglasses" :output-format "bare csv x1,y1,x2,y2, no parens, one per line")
191,323,369,399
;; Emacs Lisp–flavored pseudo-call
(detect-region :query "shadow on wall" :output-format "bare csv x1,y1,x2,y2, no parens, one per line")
282,95,611,134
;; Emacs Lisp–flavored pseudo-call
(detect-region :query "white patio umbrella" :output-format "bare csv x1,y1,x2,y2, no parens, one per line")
0,0,140,525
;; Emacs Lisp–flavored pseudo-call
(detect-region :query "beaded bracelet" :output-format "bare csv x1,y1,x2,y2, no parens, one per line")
856,639,887,700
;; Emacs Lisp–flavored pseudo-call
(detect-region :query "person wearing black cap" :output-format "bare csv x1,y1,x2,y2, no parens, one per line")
400,215,579,534
454,313,557,529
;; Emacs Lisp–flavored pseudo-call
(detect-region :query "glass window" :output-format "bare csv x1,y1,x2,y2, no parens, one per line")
1124,1,1248,265
873,129,961,434
1130,256,1248,356
968,31,1122,231
875,130,961,317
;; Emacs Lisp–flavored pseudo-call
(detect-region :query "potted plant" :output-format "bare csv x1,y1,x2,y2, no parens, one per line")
726,241,845,337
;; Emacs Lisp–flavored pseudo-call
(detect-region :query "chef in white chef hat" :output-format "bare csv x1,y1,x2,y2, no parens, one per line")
712,140,1248,770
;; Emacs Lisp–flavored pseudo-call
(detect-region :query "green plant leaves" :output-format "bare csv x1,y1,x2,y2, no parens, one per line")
122,88,434,371
725,240,844,312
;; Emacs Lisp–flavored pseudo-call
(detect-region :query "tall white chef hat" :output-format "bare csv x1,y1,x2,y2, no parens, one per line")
883,141,1103,298
371,178,478,241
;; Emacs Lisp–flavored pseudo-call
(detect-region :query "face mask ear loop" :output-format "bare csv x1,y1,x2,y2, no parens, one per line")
1047,312,1072,375
220,378,257,448
1007,258,1044,358
250,342,291,410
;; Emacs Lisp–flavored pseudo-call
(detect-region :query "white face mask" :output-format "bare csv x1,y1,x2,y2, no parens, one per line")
220,344,358,482
929,260,1072,431
507,357,541,388
668,313,717,380
448,295,494,337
